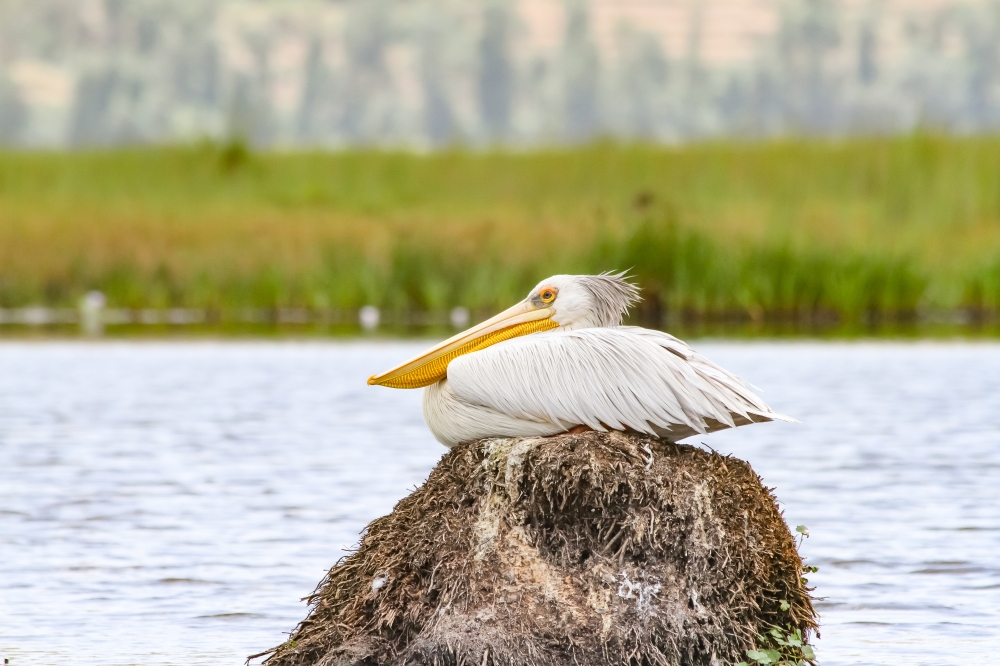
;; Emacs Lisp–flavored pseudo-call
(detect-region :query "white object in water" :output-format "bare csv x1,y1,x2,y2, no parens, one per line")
79,291,106,337
359,305,380,331
449,306,470,328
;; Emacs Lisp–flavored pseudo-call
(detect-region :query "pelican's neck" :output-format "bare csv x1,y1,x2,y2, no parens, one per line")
550,311,611,331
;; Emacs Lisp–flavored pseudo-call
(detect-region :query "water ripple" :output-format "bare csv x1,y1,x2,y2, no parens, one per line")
1,341,998,665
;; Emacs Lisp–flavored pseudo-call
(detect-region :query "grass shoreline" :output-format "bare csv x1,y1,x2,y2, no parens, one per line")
2,136,999,327
3,318,1000,340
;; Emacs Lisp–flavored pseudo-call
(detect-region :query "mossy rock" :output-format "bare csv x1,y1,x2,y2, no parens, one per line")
259,431,817,666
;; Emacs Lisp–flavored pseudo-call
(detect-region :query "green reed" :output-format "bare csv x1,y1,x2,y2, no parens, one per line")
1,136,999,325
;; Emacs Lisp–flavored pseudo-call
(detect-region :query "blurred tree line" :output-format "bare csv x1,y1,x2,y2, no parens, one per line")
0,0,999,147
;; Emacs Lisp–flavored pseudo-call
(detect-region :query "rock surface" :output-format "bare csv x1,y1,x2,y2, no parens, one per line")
258,431,817,666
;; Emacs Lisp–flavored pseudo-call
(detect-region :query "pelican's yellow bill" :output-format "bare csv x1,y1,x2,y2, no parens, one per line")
368,301,556,389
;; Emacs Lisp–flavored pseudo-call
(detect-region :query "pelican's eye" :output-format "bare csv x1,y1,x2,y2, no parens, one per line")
539,287,557,304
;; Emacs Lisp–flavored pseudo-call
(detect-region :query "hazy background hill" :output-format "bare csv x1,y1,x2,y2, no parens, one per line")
2,0,1000,148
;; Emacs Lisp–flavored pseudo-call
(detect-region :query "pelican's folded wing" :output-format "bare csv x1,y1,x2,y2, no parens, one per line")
445,327,793,438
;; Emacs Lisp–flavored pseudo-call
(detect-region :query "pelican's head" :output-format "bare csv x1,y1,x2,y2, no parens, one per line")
368,272,639,389
529,273,641,330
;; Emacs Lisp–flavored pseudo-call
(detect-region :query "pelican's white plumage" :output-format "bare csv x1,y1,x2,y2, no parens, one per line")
369,273,793,447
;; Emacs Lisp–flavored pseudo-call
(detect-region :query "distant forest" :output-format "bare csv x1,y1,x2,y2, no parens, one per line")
1,0,999,147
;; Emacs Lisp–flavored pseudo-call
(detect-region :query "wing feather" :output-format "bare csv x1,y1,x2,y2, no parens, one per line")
446,327,792,438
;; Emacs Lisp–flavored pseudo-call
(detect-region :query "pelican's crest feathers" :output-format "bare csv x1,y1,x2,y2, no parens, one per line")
576,272,641,327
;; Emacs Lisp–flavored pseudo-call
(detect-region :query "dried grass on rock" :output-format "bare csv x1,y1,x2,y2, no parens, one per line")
258,431,817,666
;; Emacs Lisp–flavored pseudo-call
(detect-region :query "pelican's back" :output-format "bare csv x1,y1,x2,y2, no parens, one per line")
428,326,792,446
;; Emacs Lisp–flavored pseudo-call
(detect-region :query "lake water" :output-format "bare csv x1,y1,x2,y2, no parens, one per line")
1,341,998,666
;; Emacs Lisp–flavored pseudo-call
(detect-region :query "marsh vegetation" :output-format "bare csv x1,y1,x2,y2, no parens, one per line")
2,136,999,331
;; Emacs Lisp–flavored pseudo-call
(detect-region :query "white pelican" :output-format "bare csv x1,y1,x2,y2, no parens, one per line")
368,273,793,447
